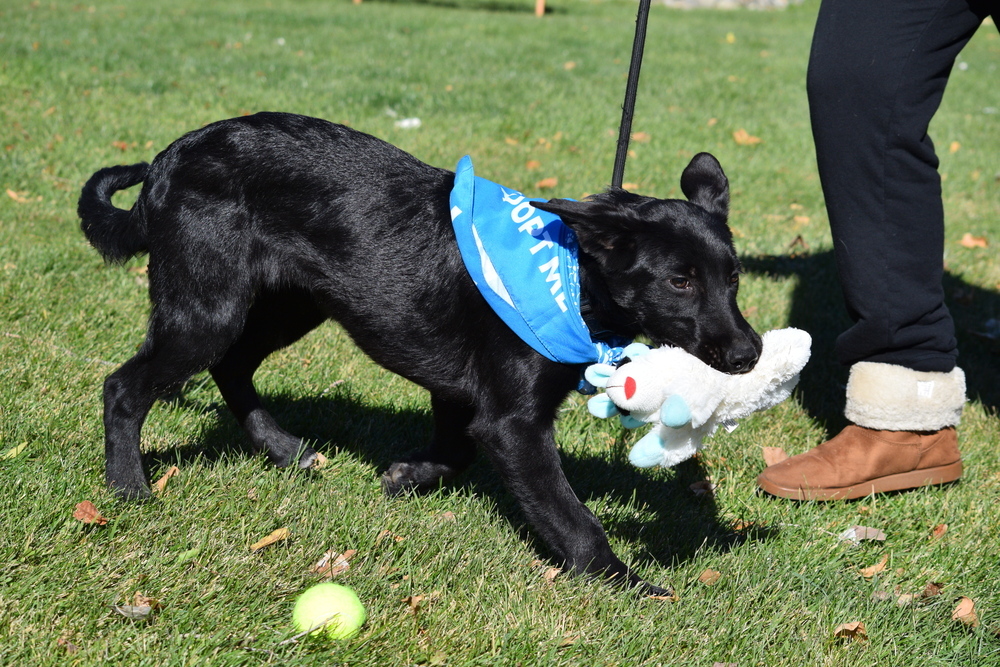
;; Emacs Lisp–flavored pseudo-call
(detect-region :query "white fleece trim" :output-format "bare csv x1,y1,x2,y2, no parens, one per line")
845,362,965,431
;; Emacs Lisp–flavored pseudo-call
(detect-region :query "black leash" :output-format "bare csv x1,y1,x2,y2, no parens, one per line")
611,0,652,189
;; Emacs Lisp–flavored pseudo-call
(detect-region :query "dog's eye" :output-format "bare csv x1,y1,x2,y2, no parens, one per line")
730,273,740,287
669,278,691,290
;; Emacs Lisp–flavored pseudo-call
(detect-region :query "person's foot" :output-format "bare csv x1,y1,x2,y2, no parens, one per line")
757,425,962,501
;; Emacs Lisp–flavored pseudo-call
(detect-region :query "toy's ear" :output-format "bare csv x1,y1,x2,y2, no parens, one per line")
584,363,617,389
621,342,651,359
680,152,729,220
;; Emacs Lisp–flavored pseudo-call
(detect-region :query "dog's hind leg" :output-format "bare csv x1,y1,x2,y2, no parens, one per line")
209,288,327,469
381,395,477,495
103,293,251,500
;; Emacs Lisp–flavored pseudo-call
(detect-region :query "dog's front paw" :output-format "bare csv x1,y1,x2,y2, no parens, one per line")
381,460,458,496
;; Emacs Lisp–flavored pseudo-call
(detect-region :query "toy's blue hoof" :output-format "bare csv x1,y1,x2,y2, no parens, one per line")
587,394,620,419
660,395,692,429
620,414,645,429
628,431,665,468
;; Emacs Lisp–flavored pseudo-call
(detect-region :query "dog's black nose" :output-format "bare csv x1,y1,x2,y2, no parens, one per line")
724,344,759,374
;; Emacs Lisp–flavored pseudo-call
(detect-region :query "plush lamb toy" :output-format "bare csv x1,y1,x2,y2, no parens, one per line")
585,328,812,469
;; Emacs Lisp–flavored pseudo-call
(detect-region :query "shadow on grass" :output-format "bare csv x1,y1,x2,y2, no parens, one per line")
743,249,1000,432
148,387,742,573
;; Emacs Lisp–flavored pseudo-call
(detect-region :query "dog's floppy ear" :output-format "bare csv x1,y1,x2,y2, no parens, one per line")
530,195,637,256
680,152,729,219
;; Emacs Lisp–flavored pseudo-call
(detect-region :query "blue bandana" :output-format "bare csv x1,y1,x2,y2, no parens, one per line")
450,156,630,376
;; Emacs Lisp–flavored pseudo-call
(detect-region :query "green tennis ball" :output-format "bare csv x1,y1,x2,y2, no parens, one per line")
292,583,367,640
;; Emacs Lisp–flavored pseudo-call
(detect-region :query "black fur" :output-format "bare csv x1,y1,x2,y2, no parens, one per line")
78,112,761,594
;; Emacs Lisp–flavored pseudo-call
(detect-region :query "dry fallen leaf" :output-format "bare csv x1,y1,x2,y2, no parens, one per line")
859,554,889,579
56,637,80,654
526,160,541,170
437,511,457,522
698,569,722,586
113,604,154,620
690,480,717,497
949,141,961,153
535,177,558,190
732,128,762,146
133,592,163,610
648,588,680,602
952,597,979,628
930,524,948,540
542,566,562,583
922,581,944,598
833,621,867,641
312,548,356,578
563,61,576,70
6,189,31,203
112,140,130,151
250,527,290,552
308,451,329,470
72,500,108,526
621,182,639,191
631,131,651,143
151,466,179,494
2,442,27,460
959,233,988,248
762,446,788,466
838,525,886,544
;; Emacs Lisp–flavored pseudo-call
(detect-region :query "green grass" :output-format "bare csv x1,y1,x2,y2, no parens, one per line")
2,0,999,664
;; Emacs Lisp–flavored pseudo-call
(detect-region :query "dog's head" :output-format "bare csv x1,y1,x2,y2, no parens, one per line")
531,153,762,374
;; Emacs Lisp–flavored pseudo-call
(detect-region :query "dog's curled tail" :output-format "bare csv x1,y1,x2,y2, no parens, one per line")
78,162,150,264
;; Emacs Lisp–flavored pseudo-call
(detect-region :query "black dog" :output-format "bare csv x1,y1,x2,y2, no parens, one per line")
78,112,760,594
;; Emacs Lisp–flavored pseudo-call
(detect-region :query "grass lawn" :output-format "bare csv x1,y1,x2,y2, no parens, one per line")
2,0,999,664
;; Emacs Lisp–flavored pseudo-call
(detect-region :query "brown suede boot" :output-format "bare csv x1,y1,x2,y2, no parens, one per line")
758,361,966,501
757,425,962,500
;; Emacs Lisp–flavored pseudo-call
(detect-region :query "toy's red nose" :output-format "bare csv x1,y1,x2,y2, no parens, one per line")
624,376,636,400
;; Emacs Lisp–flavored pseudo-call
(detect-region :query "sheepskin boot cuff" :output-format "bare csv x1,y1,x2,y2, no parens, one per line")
845,362,966,432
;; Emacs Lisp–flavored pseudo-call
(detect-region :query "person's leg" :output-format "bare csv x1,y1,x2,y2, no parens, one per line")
758,0,989,500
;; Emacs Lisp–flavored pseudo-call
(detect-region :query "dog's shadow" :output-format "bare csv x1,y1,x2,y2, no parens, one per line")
148,387,737,570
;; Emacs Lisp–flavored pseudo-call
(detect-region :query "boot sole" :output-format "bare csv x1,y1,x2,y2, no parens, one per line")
757,460,963,501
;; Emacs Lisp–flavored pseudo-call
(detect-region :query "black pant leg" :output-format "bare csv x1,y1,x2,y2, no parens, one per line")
807,0,991,372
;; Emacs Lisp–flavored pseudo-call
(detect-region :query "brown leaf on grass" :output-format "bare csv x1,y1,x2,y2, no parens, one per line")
959,233,988,248
930,524,948,540
690,480,717,497
133,592,163,610
859,554,889,579
111,140,130,151
376,529,406,544
838,525,886,544
922,581,944,598
151,466,179,494
949,141,961,153
526,160,541,170
402,591,440,614
542,566,562,583
713,663,738,667
535,177,558,190
312,548,356,578
833,621,867,641
698,569,722,586
6,189,30,203
113,605,152,620
310,451,329,470
250,527,289,552
56,637,80,654
72,501,108,526
762,447,788,466
631,131,651,143
622,182,640,191
732,128,762,146
952,597,980,628
437,511,457,522
648,588,680,602
563,61,576,70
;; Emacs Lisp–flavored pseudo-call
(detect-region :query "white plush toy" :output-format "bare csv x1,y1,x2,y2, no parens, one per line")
585,328,812,469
